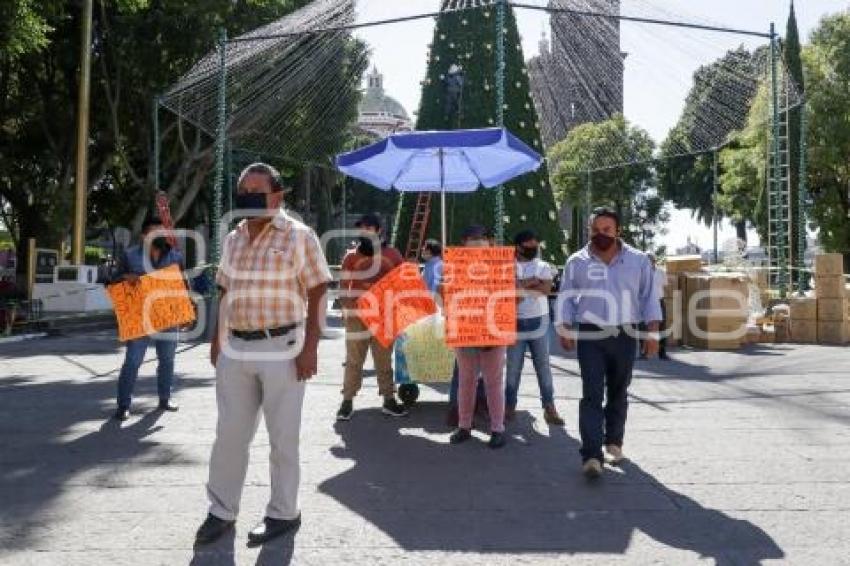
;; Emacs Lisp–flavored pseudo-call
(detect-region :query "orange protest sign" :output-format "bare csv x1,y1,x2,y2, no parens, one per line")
356,262,437,348
107,264,196,342
442,247,516,347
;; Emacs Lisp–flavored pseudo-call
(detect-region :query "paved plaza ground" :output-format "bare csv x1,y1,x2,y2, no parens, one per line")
1,316,849,565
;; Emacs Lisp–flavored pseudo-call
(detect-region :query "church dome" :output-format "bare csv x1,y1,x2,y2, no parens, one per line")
360,86,410,120
358,67,412,136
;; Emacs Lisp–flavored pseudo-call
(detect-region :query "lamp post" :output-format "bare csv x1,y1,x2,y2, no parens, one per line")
72,0,94,265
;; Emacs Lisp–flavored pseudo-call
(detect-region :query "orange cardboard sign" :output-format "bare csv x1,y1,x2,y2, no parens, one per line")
107,264,196,341
356,262,437,348
442,247,517,347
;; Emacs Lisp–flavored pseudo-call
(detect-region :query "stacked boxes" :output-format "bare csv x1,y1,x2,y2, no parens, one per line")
662,256,702,346
680,273,749,350
662,296,682,346
788,297,818,343
662,274,682,345
664,256,703,347
814,253,849,345
665,255,702,274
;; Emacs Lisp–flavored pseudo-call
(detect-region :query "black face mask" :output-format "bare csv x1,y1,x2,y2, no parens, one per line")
591,233,616,252
518,246,538,260
234,192,269,213
151,237,171,254
357,236,375,257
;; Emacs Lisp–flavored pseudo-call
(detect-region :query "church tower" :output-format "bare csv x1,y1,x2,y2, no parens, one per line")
529,0,625,145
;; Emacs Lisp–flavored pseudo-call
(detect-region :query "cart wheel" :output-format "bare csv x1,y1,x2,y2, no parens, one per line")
398,383,420,407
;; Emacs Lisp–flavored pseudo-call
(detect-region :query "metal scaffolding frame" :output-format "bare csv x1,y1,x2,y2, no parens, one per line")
151,1,806,292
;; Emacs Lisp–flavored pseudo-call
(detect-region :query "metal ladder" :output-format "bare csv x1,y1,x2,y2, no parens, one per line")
767,66,793,294
404,192,433,261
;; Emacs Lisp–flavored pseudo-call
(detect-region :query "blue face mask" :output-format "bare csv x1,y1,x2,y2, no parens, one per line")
234,192,269,213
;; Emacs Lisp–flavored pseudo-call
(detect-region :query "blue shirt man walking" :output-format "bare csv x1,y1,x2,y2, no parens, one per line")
557,207,662,479
112,215,184,421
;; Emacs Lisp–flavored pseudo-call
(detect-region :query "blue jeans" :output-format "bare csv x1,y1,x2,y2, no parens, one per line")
575,325,637,463
505,316,555,409
117,334,178,409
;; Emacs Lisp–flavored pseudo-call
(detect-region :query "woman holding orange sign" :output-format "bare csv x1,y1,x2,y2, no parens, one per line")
441,225,513,449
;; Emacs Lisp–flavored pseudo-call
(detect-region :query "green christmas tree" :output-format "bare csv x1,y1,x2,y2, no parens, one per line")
395,2,565,265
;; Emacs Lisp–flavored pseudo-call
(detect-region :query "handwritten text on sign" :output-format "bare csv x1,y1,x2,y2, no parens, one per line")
443,247,516,347
356,262,437,348
107,265,196,341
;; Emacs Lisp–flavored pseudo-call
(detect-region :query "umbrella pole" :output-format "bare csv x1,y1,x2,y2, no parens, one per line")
439,148,447,246
441,189,446,247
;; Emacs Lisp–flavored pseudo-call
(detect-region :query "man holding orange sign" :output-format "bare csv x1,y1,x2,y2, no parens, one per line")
336,214,408,421
355,262,437,350
111,215,184,421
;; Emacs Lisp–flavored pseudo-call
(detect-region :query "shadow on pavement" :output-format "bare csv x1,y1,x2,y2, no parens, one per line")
0,369,211,552
0,332,203,363
0,333,122,358
254,531,296,566
187,520,296,566
319,403,783,561
189,529,236,566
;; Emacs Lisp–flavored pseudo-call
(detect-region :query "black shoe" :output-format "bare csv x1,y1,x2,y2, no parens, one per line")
158,400,179,412
488,431,507,449
247,515,301,546
114,407,130,421
449,428,472,444
194,513,235,545
336,400,353,421
382,397,408,417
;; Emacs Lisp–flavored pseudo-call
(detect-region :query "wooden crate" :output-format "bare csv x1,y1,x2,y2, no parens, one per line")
815,253,844,276
789,319,817,344
789,297,817,321
818,321,849,345
665,255,703,274
818,298,849,322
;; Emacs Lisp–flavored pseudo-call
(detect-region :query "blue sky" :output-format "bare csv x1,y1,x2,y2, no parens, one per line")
354,0,848,252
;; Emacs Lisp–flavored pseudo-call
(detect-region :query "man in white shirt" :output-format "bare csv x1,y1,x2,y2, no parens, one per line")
504,230,564,425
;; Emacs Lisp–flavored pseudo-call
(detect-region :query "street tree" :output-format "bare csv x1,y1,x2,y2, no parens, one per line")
548,114,667,252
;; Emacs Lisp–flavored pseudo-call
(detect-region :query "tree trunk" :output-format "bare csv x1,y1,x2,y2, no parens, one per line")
735,220,748,244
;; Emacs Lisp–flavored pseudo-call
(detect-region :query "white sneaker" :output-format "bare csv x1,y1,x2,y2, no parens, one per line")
582,458,603,479
605,444,625,464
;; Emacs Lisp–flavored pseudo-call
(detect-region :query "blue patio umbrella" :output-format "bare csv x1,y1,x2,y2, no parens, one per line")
335,127,543,245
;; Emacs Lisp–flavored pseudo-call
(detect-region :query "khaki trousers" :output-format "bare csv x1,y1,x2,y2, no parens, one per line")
207,333,305,521
342,315,395,399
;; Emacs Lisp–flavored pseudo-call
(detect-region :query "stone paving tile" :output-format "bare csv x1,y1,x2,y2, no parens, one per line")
1,329,849,564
